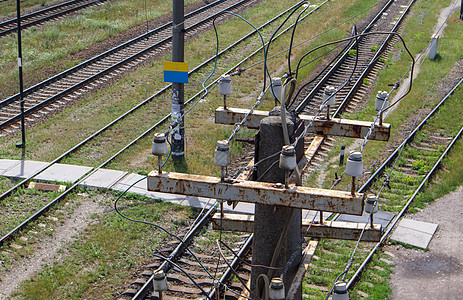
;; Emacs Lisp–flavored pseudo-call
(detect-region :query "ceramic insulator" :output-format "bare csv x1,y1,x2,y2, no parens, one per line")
152,133,169,156
218,75,232,95
269,277,285,300
365,194,379,214
323,85,337,106
214,140,231,167
279,145,297,171
333,281,349,300
375,91,389,111
270,77,282,100
346,151,363,177
152,270,168,292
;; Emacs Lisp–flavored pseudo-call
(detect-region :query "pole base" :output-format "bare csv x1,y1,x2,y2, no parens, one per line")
15,142,25,149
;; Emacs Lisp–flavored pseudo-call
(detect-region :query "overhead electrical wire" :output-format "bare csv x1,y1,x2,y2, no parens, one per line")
206,11,269,93
264,0,310,97
241,0,380,74
290,31,415,149
113,145,219,283
152,253,212,299
138,5,417,296
325,18,461,299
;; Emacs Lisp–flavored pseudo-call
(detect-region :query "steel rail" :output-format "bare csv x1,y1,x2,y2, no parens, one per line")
0,0,305,201
294,0,397,113
0,0,107,37
347,119,463,289
208,234,253,299
0,0,229,109
0,0,249,129
131,205,217,300
358,77,463,193
0,0,313,247
333,0,415,118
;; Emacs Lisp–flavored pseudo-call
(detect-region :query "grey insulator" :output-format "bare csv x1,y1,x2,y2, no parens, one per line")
279,145,297,171
270,77,283,100
375,91,389,111
332,281,349,300
214,140,231,167
152,133,169,156
152,270,168,292
218,75,232,95
269,277,285,300
365,194,379,214
323,85,336,106
346,151,363,177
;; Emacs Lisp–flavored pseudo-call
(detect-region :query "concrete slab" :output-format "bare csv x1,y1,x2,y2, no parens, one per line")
397,218,439,234
337,211,395,228
82,168,128,189
35,163,93,183
2,160,48,179
223,202,255,215
0,159,22,175
115,173,147,189
184,196,216,210
303,210,332,222
2,159,343,217
112,173,187,203
391,218,438,249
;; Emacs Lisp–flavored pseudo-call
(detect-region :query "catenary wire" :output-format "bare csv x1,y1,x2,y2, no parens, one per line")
325,19,461,298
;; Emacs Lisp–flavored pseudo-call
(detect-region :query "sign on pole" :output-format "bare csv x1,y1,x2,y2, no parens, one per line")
164,62,188,83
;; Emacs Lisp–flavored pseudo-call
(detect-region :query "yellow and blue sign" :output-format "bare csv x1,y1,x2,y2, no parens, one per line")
164,62,188,83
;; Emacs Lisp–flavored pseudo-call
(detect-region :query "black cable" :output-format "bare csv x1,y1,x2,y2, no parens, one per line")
242,0,380,74
216,239,252,294
293,31,415,113
290,24,359,109
256,159,279,181
287,42,349,108
113,176,218,281
264,1,309,97
286,2,310,75
152,253,212,299
210,11,268,93
326,20,461,295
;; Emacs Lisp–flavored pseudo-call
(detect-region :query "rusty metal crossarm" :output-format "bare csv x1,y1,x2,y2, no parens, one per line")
215,107,390,141
212,213,381,241
148,171,364,215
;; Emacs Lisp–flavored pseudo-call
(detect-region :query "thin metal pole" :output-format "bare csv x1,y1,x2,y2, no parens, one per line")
15,0,26,149
460,0,462,20
171,0,185,158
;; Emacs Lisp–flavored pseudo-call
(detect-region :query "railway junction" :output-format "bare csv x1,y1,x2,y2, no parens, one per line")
0,0,462,299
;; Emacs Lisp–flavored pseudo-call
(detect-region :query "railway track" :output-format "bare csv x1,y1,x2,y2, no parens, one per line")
113,1,424,300
286,0,414,184
0,0,323,259
324,78,463,297
0,0,108,37
113,1,422,298
0,0,257,135
1,0,457,298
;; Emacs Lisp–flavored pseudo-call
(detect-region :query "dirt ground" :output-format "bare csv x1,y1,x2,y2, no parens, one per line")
386,186,463,300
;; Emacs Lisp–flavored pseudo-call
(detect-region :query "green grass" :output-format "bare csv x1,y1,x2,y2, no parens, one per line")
305,0,462,298
0,0,371,177
0,0,62,16
11,191,194,299
0,0,200,98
